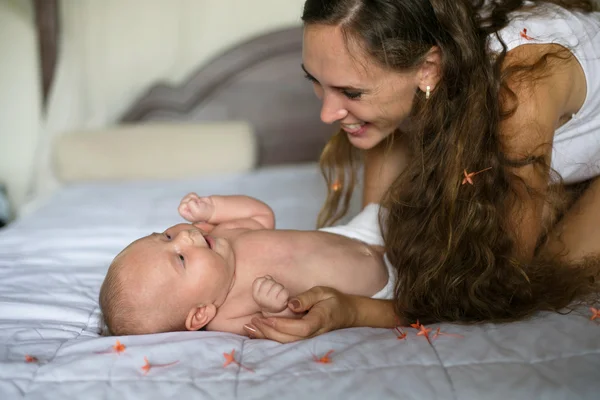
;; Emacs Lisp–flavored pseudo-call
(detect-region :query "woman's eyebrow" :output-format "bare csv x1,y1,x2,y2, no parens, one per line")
301,63,365,92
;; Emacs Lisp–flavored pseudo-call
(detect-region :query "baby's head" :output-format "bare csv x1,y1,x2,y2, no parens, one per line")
99,223,235,335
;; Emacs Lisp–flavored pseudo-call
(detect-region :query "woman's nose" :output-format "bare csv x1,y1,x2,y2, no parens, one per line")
320,93,348,124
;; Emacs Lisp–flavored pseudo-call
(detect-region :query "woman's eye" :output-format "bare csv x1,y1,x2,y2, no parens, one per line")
303,73,318,84
179,254,185,262
164,233,172,240
343,90,362,100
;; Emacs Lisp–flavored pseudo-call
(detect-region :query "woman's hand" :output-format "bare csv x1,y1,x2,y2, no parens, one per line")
243,286,358,343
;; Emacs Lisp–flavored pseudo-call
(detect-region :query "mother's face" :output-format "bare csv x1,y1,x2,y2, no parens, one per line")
302,24,420,150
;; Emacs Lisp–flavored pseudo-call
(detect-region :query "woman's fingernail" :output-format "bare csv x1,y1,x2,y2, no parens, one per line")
289,299,301,309
243,324,257,334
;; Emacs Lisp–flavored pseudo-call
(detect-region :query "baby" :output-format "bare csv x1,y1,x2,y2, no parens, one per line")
100,193,395,336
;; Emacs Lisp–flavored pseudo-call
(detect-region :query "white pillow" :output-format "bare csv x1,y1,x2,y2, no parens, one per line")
53,122,257,182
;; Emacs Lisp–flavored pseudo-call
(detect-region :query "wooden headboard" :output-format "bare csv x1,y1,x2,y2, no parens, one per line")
119,27,335,166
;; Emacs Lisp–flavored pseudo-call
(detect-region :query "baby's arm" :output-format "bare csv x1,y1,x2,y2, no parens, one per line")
179,193,275,229
252,276,301,319
205,277,300,336
207,313,265,336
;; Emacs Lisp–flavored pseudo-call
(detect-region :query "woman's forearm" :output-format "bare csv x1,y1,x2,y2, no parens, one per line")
350,296,401,328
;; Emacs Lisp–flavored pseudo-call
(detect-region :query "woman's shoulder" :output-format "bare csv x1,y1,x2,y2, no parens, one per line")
488,3,600,56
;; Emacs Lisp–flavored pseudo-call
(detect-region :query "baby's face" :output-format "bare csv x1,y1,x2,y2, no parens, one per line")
118,223,235,318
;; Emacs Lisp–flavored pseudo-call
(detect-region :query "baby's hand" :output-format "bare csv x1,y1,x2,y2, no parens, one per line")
252,275,289,313
178,193,215,223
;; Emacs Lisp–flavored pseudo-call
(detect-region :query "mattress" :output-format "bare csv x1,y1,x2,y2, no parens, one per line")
0,163,598,400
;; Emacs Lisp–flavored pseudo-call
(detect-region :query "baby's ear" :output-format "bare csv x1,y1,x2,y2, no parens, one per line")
185,304,216,331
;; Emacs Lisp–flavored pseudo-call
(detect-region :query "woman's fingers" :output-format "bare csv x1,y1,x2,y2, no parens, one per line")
247,318,313,343
288,286,334,312
243,286,352,343
274,314,324,338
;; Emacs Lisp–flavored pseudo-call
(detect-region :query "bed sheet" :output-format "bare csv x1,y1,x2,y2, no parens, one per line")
0,163,598,400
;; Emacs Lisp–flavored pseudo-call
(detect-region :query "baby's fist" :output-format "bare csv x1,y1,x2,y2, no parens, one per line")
252,275,289,313
178,193,215,223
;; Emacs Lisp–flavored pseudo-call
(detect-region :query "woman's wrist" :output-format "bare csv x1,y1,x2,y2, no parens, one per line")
349,295,399,328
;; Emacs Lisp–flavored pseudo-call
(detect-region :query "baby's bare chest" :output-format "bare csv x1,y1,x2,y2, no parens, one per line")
237,230,384,288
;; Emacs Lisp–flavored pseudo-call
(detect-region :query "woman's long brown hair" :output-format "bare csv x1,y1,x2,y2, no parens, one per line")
304,0,600,323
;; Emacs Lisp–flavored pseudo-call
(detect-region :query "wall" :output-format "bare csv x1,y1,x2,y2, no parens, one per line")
0,0,41,215
1,0,306,213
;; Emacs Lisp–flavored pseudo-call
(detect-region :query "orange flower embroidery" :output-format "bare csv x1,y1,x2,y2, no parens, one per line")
394,326,407,340
417,325,432,340
223,349,254,372
432,327,465,340
141,357,151,375
520,28,533,40
411,320,433,344
95,340,126,355
113,340,126,353
25,355,38,363
141,356,179,375
590,307,599,321
313,350,334,364
462,167,492,185
410,320,422,329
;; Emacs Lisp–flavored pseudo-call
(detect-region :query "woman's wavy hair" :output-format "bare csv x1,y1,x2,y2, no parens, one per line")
303,0,600,323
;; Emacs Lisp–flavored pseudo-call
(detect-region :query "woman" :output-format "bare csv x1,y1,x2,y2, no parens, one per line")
244,0,600,342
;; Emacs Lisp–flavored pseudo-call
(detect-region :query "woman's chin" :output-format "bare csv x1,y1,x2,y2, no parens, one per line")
347,132,384,150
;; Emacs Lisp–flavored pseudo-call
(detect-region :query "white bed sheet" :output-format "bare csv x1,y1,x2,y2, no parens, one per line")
0,163,598,400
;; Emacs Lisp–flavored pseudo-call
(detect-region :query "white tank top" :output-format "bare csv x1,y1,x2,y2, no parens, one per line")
487,2,600,184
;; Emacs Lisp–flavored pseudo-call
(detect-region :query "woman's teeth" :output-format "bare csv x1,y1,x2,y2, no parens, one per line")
344,123,364,130
341,122,368,135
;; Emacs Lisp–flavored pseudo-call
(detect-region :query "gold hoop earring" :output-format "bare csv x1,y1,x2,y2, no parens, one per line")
426,85,431,100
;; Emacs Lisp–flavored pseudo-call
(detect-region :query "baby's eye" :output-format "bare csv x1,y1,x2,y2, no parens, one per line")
179,254,185,262
164,232,172,240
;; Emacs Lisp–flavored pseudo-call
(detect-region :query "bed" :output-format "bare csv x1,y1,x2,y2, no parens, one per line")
1,24,599,400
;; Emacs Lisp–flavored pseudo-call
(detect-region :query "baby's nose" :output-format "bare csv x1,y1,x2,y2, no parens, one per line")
187,228,205,244
173,228,197,244
188,228,201,238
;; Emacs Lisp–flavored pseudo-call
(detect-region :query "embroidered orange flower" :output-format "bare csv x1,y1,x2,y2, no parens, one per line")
520,28,533,40
112,340,126,354
462,167,492,185
141,357,152,374
140,356,179,375
416,325,432,339
313,350,334,364
25,355,38,363
223,349,254,372
590,307,599,321
411,320,433,344
410,320,422,329
432,327,465,340
394,326,407,340
95,340,126,355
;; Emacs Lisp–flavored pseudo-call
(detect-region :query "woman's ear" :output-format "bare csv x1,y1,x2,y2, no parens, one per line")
418,46,442,93
185,304,217,331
